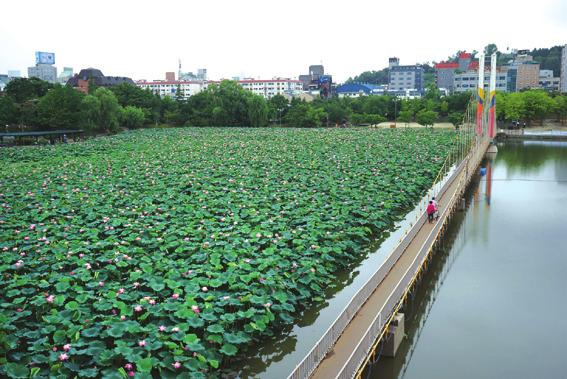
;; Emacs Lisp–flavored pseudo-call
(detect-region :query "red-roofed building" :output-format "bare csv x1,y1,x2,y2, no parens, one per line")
434,51,473,91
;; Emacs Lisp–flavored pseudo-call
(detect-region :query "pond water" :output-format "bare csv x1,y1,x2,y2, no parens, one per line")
368,140,567,379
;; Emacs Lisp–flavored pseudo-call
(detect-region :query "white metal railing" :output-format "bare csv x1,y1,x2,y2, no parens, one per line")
287,135,489,379
287,143,480,379
335,137,489,379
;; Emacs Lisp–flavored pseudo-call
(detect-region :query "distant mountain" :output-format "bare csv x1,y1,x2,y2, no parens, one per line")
530,45,563,76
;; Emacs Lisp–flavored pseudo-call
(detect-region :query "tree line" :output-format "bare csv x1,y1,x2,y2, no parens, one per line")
1,77,566,132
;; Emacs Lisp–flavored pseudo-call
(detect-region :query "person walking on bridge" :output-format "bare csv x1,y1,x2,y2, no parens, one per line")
432,196,439,220
427,201,436,223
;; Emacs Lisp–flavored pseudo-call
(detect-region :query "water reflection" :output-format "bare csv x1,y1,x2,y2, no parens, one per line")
366,179,475,379
368,141,567,379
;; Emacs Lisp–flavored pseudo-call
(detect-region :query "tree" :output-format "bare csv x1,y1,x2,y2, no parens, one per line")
323,99,352,124
416,109,438,127
398,110,412,125
448,112,463,129
555,95,567,125
504,93,525,122
268,94,289,124
521,90,555,125
347,69,390,85
36,85,84,130
95,88,122,132
0,96,18,128
484,43,498,56
247,95,269,127
110,83,161,124
121,106,145,128
5,77,52,103
284,102,327,128
17,100,40,130
81,95,101,131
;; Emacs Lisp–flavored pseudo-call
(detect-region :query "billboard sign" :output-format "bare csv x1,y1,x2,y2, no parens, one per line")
35,52,55,65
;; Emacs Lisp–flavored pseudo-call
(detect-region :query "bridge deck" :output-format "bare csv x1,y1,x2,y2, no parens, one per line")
311,162,466,379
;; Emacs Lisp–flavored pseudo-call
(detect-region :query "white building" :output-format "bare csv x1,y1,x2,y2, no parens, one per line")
236,78,303,99
539,69,561,91
136,80,206,100
137,78,304,100
28,64,57,83
561,45,567,93
453,69,508,93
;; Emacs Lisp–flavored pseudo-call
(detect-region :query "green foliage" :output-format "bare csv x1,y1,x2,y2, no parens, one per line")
5,77,53,103
416,109,438,127
36,85,84,130
347,69,389,85
247,95,269,127
0,96,18,127
448,112,463,128
121,106,146,129
110,83,161,124
284,101,327,127
497,90,563,125
94,87,122,132
0,127,456,376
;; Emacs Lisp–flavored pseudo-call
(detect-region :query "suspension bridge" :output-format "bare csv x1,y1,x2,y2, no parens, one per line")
287,52,499,379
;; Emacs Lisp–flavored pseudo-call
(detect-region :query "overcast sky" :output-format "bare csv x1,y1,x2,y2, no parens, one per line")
1,0,566,83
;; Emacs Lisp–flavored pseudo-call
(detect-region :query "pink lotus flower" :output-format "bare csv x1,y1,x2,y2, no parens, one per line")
148,299,156,305
134,305,143,312
256,233,262,238
46,295,54,303
59,353,69,361
29,224,36,230
14,260,23,268
118,288,125,294
85,263,92,270
133,282,140,288
172,361,181,369
120,315,126,320
171,293,179,299
24,236,30,241
63,344,71,351
264,302,272,308
52,346,57,352
191,305,200,314
171,327,180,332
138,340,146,347
159,325,166,332
99,281,105,287
201,287,208,292
222,296,230,300
124,363,133,370
128,371,135,377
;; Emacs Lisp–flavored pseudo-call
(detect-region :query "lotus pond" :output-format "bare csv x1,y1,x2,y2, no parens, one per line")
0,127,455,378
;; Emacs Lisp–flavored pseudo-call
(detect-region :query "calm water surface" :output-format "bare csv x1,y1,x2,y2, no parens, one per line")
369,141,567,379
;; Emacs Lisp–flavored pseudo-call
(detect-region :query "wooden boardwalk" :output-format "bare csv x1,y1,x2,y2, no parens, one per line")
311,144,486,379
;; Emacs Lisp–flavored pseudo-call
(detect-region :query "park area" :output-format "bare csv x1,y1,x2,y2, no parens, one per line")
0,127,455,378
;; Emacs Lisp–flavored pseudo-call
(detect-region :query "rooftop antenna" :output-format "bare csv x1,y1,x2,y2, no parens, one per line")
178,59,182,81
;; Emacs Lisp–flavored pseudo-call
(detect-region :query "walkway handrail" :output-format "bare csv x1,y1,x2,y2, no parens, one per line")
287,138,475,379
335,137,489,378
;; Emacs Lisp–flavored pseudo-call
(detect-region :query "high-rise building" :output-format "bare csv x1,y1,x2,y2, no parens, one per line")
8,70,21,78
28,51,57,83
28,65,57,83
389,62,424,93
561,45,567,93
58,67,73,84
505,52,540,92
